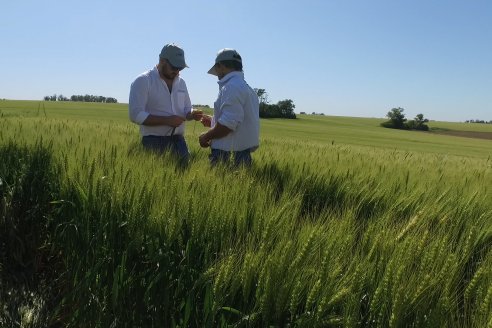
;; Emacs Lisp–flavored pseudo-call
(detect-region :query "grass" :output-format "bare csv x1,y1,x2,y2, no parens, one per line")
0,99,491,327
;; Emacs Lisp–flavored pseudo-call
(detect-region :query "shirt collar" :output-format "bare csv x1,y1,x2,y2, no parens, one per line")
218,71,244,86
152,66,160,78
153,65,179,85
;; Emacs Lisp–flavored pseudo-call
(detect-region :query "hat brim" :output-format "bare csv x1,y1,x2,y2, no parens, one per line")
172,62,189,69
207,64,218,76
163,57,188,69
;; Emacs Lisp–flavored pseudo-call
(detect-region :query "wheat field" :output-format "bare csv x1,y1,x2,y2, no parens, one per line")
1,100,491,327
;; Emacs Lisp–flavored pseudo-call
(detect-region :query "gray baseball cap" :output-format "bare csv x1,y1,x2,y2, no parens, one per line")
159,43,188,69
207,48,242,75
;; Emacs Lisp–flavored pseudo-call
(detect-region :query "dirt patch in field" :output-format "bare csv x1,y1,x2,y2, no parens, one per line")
433,130,492,140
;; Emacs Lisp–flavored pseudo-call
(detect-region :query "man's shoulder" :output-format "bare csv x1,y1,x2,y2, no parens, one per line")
134,67,157,80
139,68,156,79
132,68,157,87
223,77,251,96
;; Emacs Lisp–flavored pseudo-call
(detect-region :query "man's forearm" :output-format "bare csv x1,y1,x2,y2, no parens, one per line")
199,122,232,147
204,122,232,141
142,114,185,127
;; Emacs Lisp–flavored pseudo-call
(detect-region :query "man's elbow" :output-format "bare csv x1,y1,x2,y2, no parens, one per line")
217,119,238,132
128,112,138,124
129,108,147,125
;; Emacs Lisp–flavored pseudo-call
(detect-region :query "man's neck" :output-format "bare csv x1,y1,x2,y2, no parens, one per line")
160,74,174,92
156,65,175,92
163,77,173,92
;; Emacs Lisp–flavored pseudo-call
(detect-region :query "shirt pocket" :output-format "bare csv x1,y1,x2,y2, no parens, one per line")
176,91,186,111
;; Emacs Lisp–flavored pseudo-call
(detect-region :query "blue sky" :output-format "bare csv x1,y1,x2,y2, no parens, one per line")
1,0,491,122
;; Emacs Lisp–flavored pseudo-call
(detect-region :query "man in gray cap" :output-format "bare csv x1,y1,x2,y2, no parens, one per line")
129,43,202,164
198,48,260,167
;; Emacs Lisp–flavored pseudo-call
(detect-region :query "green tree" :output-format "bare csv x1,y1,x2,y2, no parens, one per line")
412,113,429,131
277,99,296,119
255,88,296,119
386,107,407,129
254,88,268,104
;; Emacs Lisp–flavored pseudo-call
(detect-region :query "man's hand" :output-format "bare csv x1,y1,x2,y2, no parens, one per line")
188,109,203,121
198,132,211,148
198,122,232,148
164,115,186,127
200,114,212,128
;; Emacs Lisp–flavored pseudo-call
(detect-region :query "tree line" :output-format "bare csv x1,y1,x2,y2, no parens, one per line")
254,88,296,119
465,119,492,124
43,94,118,103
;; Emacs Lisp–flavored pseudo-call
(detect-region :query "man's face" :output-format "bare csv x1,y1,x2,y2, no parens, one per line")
158,59,183,80
214,62,226,80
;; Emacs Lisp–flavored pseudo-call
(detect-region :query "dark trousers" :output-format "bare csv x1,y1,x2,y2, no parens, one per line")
209,148,252,168
142,135,189,163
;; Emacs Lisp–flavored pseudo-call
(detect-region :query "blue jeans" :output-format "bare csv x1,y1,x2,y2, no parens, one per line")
209,148,252,168
142,135,189,163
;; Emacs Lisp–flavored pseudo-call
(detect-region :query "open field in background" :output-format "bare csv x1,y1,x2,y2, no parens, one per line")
1,99,491,327
2,99,491,157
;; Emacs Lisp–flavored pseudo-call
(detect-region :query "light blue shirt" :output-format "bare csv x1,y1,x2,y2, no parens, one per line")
129,66,192,136
211,71,260,151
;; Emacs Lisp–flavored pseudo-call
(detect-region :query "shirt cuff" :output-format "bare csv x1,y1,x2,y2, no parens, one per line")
218,117,238,131
135,111,149,125
185,108,193,120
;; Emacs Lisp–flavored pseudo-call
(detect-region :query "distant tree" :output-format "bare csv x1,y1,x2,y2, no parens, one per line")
411,113,429,131
259,103,277,118
45,93,117,103
385,107,407,129
254,88,268,104
259,100,296,119
254,88,296,119
471,119,492,123
277,99,296,119
381,108,432,131
105,97,118,103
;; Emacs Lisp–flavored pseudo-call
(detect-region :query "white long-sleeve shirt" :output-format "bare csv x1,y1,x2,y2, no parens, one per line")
211,71,260,151
129,66,192,136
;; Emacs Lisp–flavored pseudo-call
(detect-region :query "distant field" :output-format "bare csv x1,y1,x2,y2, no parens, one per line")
0,99,128,122
431,129,492,140
1,100,491,159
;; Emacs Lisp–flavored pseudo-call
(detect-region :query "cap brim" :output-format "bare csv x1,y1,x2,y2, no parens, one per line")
166,58,188,69
207,65,218,76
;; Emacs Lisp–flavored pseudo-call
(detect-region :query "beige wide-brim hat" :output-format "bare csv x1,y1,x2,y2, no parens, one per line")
207,48,242,75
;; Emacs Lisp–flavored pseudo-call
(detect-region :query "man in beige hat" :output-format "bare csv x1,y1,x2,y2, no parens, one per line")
199,48,260,167
129,43,202,164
